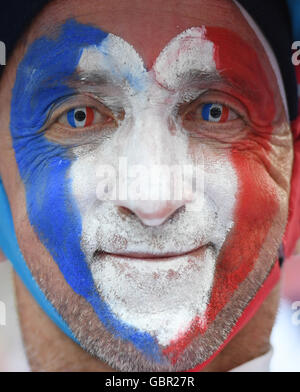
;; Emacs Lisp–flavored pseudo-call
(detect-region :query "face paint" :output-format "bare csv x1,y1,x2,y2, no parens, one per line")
163,27,285,365
10,13,290,371
69,26,238,351
162,25,289,366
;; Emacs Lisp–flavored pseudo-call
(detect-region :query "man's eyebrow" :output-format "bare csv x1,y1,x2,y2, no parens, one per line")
179,70,224,87
66,69,228,100
68,70,113,87
71,69,223,85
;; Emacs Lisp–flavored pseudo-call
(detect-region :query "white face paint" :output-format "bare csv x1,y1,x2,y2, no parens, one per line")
69,28,238,346
153,28,216,90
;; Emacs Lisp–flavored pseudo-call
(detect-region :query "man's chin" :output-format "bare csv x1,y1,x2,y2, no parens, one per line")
74,254,278,372
90,246,217,348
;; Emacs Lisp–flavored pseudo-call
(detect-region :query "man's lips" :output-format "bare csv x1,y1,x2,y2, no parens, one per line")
94,243,213,262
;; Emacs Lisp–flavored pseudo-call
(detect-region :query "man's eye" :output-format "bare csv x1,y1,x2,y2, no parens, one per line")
186,103,239,123
58,106,113,128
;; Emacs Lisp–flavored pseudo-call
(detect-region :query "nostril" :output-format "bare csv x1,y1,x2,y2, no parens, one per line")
118,206,135,218
135,203,186,226
166,205,185,223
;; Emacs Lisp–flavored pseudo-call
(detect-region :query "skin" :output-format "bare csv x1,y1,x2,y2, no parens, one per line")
0,0,294,371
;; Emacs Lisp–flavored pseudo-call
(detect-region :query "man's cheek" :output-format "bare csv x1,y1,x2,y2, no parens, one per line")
206,149,280,323
229,150,279,263
18,149,96,297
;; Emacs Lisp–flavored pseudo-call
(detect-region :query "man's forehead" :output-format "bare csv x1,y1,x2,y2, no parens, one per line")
25,0,265,70
8,0,286,130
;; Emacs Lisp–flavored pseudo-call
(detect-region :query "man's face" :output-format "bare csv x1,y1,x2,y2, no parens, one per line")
0,0,294,370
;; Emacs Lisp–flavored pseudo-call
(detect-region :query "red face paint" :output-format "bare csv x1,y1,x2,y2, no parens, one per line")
163,27,282,365
206,27,278,319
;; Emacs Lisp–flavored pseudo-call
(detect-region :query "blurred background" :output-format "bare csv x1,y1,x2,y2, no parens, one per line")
270,253,300,371
0,254,29,371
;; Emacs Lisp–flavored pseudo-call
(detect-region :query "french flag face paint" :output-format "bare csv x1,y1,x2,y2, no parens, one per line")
9,10,292,372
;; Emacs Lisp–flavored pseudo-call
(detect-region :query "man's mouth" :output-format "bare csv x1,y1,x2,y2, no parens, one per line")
93,243,214,262
90,241,218,346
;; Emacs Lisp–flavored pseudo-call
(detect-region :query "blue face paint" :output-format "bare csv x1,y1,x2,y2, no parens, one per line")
9,19,162,362
0,177,78,343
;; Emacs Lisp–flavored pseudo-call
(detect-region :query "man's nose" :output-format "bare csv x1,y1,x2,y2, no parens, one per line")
113,108,192,226
116,199,186,226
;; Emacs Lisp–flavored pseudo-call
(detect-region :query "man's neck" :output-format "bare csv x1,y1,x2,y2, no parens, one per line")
14,271,280,372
